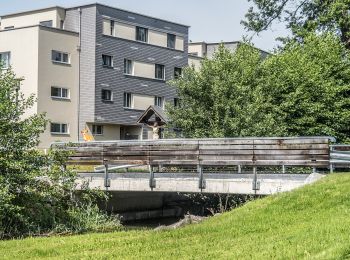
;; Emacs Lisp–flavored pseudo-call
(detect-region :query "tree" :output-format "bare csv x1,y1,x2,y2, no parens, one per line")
167,44,273,138
167,34,350,142
258,33,350,142
242,0,350,48
0,68,119,238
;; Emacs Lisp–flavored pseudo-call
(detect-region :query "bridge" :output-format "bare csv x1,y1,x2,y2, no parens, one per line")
53,137,336,195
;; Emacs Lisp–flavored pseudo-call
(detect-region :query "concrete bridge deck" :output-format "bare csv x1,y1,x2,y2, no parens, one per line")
77,172,324,195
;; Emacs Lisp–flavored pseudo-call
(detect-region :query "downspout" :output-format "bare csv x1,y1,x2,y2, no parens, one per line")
77,8,82,141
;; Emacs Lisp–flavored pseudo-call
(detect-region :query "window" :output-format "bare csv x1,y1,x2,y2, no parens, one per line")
124,59,133,75
155,64,165,80
102,89,112,101
123,93,132,108
52,50,69,64
110,20,115,36
167,34,176,49
50,123,68,134
51,87,69,99
174,67,182,79
154,96,163,107
92,125,104,135
0,52,10,69
136,26,148,42
102,55,113,67
40,20,53,27
174,98,180,107
103,19,116,36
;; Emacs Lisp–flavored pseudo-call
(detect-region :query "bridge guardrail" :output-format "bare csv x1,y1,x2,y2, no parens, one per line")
53,137,333,192
330,145,350,172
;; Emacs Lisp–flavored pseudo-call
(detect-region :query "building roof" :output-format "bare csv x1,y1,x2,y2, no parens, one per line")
1,6,65,18
137,105,168,126
189,41,240,45
189,40,270,55
1,3,190,28
69,3,190,28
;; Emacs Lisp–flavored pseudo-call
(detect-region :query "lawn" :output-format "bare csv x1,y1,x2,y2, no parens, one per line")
1,173,350,259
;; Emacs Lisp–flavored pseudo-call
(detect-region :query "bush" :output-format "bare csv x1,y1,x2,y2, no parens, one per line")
0,68,120,239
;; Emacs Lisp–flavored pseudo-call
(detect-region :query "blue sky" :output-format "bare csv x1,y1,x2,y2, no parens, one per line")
1,0,289,51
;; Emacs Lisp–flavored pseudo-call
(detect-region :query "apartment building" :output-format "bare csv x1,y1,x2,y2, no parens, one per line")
0,4,189,148
188,41,269,70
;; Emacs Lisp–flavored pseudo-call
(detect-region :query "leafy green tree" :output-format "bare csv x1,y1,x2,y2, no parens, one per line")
0,68,119,238
167,44,272,138
242,0,350,48
167,34,350,142
257,33,350,141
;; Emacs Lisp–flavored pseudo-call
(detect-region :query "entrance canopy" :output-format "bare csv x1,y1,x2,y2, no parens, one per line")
137,105,168,127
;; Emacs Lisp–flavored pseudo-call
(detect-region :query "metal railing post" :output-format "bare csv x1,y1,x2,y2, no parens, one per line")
198,164,205,190
330,145,334,173
149,165,156,189
252,166,260,193
104,161,110,188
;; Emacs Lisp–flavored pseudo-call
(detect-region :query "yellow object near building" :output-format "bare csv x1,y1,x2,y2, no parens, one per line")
81,128,94,142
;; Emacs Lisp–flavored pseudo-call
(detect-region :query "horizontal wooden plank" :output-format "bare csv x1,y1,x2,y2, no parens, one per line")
66,161,103,166
103,156,149,161
105,160,148,165
71,149,197,154
253,144,329,150
250,138,329,145
198,144,328,150
68,156,103,161
149,160,200,165
198,155,328,160
200,149,329,155
149,155,199,161
200,160,329,166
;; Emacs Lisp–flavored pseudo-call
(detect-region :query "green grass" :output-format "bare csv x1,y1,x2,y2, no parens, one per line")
1,173,350,259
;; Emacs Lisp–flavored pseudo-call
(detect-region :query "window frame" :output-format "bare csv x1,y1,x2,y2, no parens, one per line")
123,92,132,108
174,98,180,107
124,59,134,75
40,20,53,27
136,26,148,43
167,33,176,49
110,20,115,36
92,125,104,136
155,64,165,80
174,67,182,79
0,52,10,69
101,89,113,102
51,50,70,64
50,123,69,135
102,54,113,68
154,96,164,108
51,86,70,100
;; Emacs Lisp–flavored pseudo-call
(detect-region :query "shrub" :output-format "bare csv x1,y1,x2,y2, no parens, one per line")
0,68,120,239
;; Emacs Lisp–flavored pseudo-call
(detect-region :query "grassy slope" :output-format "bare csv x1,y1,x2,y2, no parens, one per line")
1,174,350,259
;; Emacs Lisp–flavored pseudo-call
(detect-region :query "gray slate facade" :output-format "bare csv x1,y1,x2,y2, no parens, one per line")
65,4,189,139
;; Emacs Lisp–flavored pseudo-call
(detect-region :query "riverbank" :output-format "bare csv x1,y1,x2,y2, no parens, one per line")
1,173,350,259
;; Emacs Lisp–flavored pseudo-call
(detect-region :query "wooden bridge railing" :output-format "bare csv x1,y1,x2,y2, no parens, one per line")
52,137,331,167
53,137,329,167
52,137,332,190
